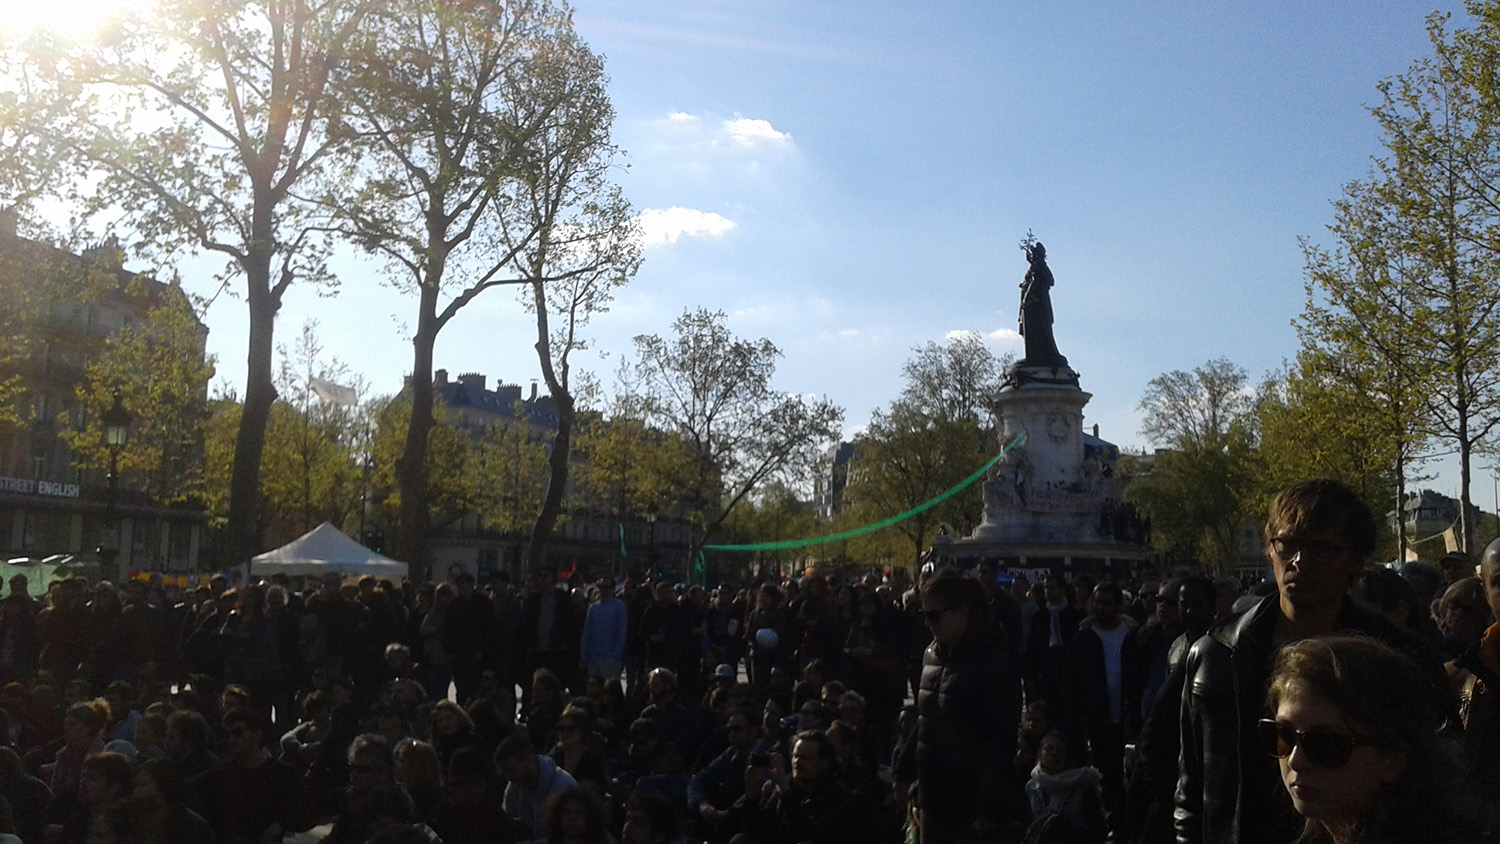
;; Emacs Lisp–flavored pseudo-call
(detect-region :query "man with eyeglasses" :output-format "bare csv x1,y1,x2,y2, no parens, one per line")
1173,479,1450,844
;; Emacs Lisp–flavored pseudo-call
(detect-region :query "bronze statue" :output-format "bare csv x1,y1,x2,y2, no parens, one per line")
1018,240,1067,368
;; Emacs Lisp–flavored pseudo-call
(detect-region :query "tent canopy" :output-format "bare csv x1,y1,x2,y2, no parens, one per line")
251,522,408,579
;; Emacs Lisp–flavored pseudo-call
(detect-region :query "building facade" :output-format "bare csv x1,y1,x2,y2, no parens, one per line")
0,221,208,574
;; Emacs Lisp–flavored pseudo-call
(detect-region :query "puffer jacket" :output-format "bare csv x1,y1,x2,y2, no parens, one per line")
895,620,1021,826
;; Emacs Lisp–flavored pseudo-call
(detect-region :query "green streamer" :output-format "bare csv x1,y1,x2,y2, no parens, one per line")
619,522,628,557
704,430,1027,552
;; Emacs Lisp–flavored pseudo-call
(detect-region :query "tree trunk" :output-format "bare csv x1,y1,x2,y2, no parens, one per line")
527,280,571,577
528,390,573,574
1396,454,1408,564
396,284,440,583
223,259,279,568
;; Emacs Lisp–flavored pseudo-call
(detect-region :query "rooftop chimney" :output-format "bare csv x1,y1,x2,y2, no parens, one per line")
529,380,539,402
457,372,487,392
434,369,448,385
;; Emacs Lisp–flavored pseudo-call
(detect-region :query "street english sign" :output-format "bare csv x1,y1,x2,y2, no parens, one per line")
0,476,81,498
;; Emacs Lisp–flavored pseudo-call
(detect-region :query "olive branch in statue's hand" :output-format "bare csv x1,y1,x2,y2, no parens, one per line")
1019,229,1039,256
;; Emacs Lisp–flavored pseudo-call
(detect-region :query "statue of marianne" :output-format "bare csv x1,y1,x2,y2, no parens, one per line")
1018,241,1067,367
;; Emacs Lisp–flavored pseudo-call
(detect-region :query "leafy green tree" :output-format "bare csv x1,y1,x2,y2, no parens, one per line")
1255,352,1404,516
330,0,631,578
62,280,214,509
838,333,1010,567
718,483,821,582
1129,358,1258,570
617,308,843,563
575,417,695,522
367,394,473,537
473,418,551,536
1287,171,1435,556
0,30,75,227
45,0,369,565
1329,6,1500,553
257,323,367,540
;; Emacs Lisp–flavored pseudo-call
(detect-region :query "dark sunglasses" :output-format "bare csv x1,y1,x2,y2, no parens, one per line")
1257,719,1373,768
1269,536,1347,560
922,606,951,623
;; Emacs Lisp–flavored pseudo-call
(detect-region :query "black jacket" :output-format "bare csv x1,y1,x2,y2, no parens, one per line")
895,621,1022,826
1174,595,1452,844
1064,616,1139,729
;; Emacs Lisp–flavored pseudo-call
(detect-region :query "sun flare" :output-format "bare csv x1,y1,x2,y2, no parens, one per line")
1,0,146,42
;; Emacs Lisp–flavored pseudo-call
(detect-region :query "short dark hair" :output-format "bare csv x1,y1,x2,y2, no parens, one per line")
1354,567,1419,617
792,729,839,775
625,790,679,840
222,707,266,735
82,752,136,799
166,710,211,753
494,732,535,762
921,574,991,629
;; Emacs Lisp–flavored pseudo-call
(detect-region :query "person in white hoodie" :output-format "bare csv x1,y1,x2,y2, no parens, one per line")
1025,730,1106,844
498,733,578,838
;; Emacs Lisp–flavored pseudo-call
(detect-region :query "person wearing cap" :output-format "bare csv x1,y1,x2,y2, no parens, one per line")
581,576,628,687
1442,551,1475,585
1174,479,1452,844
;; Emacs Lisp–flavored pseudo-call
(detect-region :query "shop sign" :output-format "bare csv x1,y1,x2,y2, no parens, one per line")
0,476,81,498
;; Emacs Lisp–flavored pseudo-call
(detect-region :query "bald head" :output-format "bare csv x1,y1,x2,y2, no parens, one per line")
1480,538,1500,622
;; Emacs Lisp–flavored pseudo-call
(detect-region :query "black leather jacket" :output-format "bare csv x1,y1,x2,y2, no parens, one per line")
1174,595,1451,844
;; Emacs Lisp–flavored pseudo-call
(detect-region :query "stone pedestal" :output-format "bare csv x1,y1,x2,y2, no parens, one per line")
969,365,1116,545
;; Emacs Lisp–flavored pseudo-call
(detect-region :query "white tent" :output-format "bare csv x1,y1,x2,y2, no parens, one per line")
250,522,408,579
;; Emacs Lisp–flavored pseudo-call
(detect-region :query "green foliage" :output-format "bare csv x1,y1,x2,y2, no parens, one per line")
1295,3,1500,553
575,417,695,519
1129,358,1258,570
1254,354,1404,528
718,483,822,581
473,418,551,535
61,281,214,507
368,394,473,528
618,308,843,553
843,407,988,567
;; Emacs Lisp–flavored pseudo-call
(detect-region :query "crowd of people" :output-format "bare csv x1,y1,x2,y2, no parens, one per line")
0,478,1497,843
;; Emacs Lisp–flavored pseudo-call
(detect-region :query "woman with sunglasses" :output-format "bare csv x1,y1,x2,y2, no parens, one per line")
892,572,1023,844
1263,634,1486,844
550,705,608,793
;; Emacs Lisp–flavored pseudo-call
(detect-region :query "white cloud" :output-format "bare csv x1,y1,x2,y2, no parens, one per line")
666,112,700,126
986,328,1023,344
636,207,735,248
723,117,792,147
838,328,859,337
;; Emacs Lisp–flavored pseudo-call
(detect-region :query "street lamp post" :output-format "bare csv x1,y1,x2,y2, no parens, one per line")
645,512,658,580
98,391,131,583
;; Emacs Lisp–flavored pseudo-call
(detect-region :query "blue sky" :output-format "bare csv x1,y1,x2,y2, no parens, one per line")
207,1,1488,505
